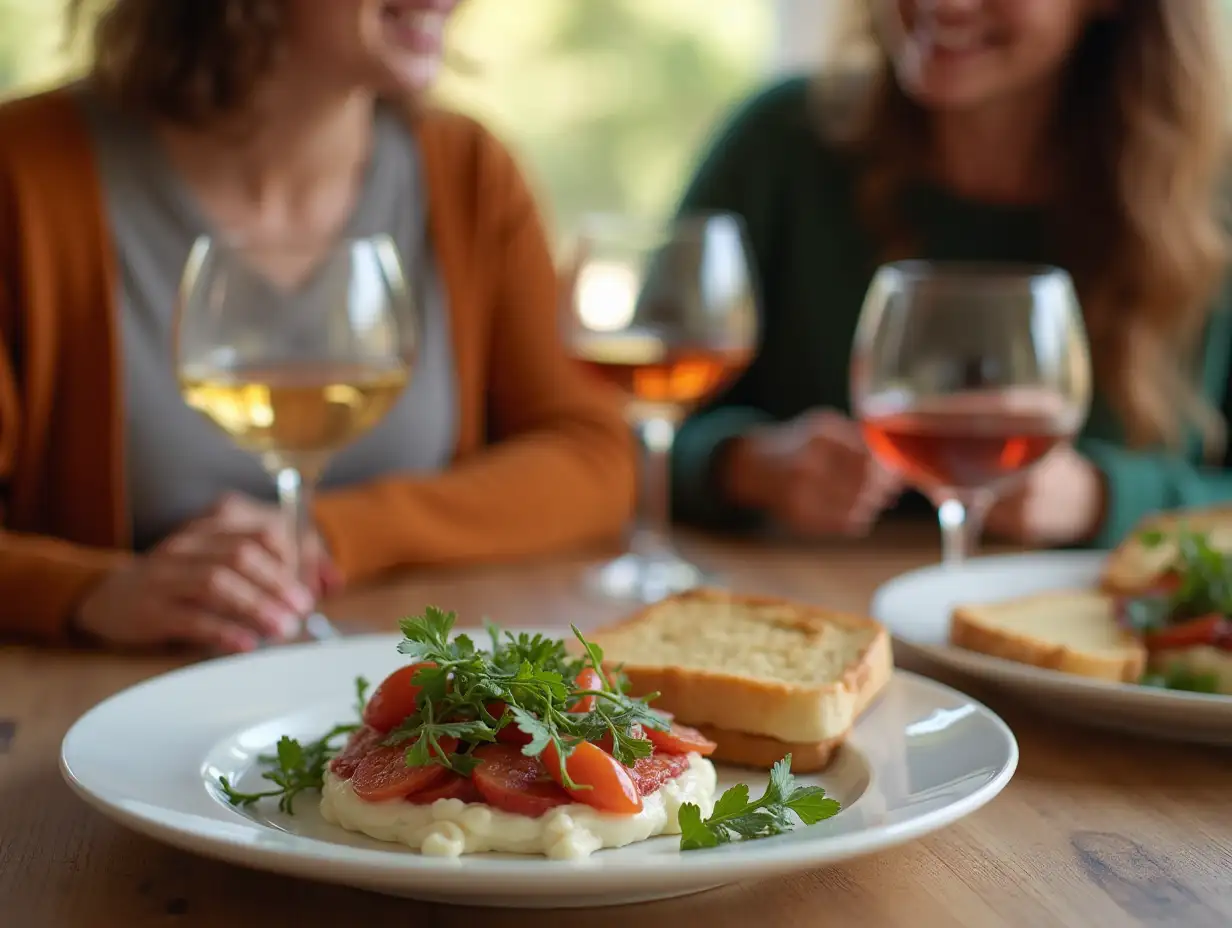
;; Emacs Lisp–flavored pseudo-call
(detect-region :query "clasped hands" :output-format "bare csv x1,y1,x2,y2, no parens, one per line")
73,493,339,654
720,408,1104,546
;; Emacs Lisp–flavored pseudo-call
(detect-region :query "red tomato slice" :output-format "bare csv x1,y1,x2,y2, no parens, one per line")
471,745,572,818
628,753,692,795
1144,615,1229,652
362,662,437,733
569,667,605,713
541,741,642,815
351,738,456,802
329,726,385,779
406,774,482,805
1154,570,1183,593
644,723,718,757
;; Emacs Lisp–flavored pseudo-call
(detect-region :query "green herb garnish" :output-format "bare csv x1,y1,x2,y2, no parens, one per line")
217,676,369,813
1141,665,1221,694
389,607,666,789
678,754,841,851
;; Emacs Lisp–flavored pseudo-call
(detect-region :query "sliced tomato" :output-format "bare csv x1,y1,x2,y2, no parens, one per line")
541,741,642,815
362,662,437,733
1144,615,1229,652
329,726,384,779
406,774,482,805
627,753,691,795
569,667,605,713
644,723,717,757
1154,570,1183,594
351,737,456,802
471,745,572,818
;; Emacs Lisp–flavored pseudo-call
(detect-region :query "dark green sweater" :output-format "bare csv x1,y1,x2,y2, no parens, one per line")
670,77,1232,549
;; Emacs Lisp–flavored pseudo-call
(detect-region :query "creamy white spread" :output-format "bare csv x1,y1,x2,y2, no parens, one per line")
319,753,718,860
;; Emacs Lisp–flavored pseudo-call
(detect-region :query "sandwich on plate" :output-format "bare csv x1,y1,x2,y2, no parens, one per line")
587,589,895,772
950,510,1232,695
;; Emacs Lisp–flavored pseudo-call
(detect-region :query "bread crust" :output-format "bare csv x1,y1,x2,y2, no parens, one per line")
689,723,846,774
1100,505,1232,594
589,588,894,745
950,592,1146,683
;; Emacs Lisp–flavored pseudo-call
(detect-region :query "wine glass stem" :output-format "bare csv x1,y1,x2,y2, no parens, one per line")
630,415,678,562
937,490,993,566
275,465,314,607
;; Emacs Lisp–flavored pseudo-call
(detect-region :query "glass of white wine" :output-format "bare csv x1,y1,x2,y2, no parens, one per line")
175,234,417,639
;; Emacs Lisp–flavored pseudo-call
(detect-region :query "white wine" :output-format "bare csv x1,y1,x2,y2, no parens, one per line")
180,363,410,458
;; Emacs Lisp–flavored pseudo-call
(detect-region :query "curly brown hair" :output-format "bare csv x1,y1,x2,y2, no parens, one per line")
69,0,288,126
822,1,1231,453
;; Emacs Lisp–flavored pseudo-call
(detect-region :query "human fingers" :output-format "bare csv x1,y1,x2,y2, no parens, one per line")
202,495,295,563
163,561,303,640
160,530,312,614
157,605,264,654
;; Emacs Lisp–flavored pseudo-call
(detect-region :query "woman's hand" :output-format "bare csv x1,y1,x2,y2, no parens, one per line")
72,493,336,654
720,409,903,537
984,446,1106,547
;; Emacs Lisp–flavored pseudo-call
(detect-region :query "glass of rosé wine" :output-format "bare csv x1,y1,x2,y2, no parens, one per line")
566,212,759,603
850,261,1092,565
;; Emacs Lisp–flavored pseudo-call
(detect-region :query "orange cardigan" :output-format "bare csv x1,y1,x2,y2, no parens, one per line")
0,89,636,641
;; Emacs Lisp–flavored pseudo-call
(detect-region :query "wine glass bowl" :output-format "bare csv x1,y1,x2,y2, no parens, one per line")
568,212,758,602
851,262,1092,564
176,234,418,638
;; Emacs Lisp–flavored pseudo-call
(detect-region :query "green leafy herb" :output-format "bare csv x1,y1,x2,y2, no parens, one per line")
219,676,368,813
678,754,841,851
1141,665,1221,694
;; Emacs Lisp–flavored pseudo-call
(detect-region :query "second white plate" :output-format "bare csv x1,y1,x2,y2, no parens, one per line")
870,551,1232,745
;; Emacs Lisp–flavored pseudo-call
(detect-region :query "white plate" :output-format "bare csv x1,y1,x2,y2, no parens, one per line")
870,552,1232,745
61,633,1017,908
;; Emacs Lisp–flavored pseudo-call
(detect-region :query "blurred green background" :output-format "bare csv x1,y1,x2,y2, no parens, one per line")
0,0,774,246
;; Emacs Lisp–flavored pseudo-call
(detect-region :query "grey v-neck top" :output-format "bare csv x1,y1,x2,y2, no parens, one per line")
74,86,459,551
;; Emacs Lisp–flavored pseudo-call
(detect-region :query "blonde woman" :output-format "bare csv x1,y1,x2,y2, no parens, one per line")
672,0,1231,549
0,0,635,651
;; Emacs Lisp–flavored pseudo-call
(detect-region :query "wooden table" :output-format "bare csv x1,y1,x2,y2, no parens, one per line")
2,526,1230,928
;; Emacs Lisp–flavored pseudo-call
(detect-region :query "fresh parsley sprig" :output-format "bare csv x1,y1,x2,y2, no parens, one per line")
218,676,369,814
678,754,841,851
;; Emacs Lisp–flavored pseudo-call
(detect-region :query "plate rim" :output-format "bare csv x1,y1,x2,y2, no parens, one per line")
59,635,1019,891
870,550,1232,708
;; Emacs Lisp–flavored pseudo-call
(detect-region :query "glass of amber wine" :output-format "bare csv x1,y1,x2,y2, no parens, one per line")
568,212,758,602
175,235,417,638
851,261,1092,565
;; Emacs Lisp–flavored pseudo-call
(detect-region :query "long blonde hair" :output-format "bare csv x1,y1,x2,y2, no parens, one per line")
823,1,1231,453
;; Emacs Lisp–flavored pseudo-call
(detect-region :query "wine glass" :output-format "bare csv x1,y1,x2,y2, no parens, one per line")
850,261,1092,565
567,212,759,603
175,234,417,638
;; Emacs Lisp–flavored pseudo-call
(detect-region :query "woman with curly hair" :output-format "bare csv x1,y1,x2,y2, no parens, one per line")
671,0,1232,550
0,0,635,651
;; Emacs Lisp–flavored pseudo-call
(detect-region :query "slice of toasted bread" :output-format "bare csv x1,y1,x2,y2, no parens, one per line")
950,590,1146,683
688,723,845,774
587,588,893,759
1101,506,1232,594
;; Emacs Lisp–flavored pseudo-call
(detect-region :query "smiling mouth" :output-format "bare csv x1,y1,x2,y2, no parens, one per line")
914,22,994,57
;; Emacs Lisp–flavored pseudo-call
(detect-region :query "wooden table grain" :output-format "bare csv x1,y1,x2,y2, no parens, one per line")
2,526,1230,928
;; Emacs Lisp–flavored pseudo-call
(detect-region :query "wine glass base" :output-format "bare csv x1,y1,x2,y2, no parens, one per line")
584,553,716,604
